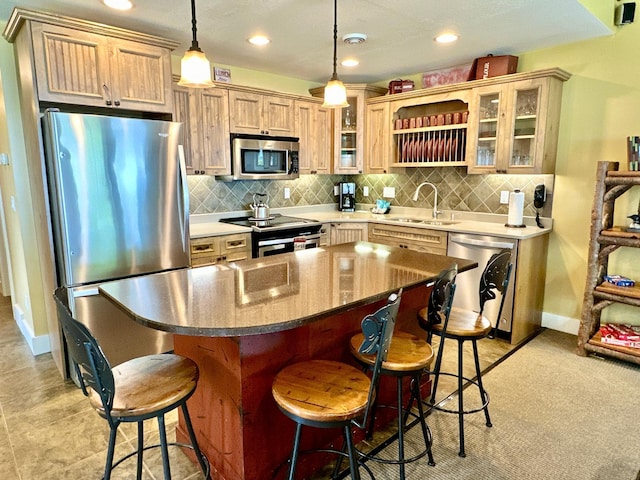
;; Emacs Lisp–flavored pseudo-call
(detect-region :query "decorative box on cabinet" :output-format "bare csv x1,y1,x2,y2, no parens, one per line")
228,89,295,136
173,82,231,175
579,161,640,365
294,99,332,174
466,71,569,174
310,84,387,174
11,13,177,113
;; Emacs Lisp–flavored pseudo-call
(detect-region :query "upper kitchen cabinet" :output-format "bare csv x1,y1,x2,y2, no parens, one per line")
365,102,390,174
466,70,570,174
173,82,231,175
310,84,387,174
295,98,332,174
388,90,471,169
228,89,295,136
4,9,177,114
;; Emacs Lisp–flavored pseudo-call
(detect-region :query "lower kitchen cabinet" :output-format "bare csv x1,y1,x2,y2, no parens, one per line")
191,233,251,267
319,223,331,246
330,222,368,245
368,223,447,255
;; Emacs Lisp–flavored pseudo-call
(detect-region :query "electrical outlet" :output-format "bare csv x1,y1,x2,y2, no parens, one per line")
283,187,291,199
334,185,339,196
0,153,9,165
363,186,369,197
383,187,395,198
500,191,510,204
10,196,15,211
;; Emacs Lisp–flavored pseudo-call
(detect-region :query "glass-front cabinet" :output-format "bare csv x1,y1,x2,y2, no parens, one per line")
467,77,559,174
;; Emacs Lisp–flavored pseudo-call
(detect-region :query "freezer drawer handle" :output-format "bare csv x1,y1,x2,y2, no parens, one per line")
449,234,514,250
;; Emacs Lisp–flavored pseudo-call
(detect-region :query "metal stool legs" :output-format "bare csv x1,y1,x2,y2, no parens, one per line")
429,337,492,458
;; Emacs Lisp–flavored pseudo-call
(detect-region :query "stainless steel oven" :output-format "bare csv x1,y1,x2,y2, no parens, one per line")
220,214,322,258
257,230,321,257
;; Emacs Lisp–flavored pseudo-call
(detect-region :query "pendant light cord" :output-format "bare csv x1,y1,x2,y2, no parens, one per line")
189,0,201,51
331,0,338,80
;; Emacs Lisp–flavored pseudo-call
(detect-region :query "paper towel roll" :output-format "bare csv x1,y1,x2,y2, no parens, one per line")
507,190,525,227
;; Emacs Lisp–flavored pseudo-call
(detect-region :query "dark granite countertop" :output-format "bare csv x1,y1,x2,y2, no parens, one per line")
99,241,476,337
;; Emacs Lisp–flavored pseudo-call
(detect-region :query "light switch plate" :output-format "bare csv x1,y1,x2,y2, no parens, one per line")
383,187,395,198
284,187,291,199
334,185,339,196
500,191,510,204
363,186,369,197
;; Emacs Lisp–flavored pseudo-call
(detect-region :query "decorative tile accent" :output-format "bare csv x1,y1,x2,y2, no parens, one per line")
187,168,553,216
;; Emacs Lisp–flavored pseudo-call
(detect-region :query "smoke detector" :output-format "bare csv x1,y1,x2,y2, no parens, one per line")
342,33,367,45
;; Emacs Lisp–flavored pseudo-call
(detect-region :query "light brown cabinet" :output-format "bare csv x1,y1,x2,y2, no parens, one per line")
191,233,251,267
229,90,295,136
294,99,332,174
365,102,390,174
330,222,368,245
466,73,568,174
310,84,387,174
368,223,447,255
30,22,174,113
173,83,231,175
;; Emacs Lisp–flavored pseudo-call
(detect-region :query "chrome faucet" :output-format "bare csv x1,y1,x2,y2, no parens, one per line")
412,182,441,219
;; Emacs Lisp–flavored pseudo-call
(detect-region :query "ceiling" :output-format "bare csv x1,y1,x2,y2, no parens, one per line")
1,0,611,84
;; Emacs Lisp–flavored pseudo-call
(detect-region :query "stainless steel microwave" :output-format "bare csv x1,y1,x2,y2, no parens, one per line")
219,133,299,181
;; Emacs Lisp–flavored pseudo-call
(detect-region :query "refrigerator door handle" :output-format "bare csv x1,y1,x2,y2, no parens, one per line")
177,144,190,252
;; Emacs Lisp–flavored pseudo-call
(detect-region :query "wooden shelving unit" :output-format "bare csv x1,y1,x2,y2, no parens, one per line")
578,161,640,364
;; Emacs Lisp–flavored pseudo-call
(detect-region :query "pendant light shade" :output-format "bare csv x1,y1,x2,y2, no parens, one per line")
178,0,214,88
322,0,349,108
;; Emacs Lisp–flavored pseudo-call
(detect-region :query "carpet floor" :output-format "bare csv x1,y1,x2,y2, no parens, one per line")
364,329,640,480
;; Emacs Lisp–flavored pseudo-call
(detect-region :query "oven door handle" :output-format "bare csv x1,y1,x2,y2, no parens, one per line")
259,233,321,247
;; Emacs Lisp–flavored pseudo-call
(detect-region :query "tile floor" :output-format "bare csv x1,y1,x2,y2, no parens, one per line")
0,293,518,480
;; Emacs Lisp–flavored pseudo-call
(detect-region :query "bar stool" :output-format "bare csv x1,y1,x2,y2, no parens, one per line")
54,289,211,480
349,266,457,479
271,291,401,480
419,249,512,457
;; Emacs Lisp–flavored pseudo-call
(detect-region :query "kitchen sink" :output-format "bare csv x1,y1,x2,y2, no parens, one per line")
388,217,459,226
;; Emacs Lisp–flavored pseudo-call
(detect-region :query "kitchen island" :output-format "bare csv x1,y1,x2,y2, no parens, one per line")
100,242,476,480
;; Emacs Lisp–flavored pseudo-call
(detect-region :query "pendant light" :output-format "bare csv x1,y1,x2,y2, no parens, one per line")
178,0,215,88
322,0,349,108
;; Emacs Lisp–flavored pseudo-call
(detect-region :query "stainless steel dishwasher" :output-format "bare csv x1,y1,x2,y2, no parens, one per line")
447,233,517,338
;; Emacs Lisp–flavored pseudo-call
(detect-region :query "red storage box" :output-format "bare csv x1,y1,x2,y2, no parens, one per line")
474,55,518,80
388,79,415,94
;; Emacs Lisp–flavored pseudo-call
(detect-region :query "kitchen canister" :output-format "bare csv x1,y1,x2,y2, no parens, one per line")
506,189,526,228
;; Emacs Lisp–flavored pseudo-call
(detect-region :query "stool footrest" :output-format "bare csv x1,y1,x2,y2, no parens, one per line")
424,371,491,415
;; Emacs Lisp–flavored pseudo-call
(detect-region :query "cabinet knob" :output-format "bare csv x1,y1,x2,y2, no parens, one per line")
114,100,120,107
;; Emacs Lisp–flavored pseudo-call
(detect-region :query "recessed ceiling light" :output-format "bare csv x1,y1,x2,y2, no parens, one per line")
102,0,134,10
435,32,459,44
342,33,367,45
341,58,359,67
248,35,271,46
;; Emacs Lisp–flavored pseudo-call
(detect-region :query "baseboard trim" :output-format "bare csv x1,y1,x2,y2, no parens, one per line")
14,304,51,356
542,311,579,335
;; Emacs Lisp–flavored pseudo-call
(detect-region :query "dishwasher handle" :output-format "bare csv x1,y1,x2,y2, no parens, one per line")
449,234,515,250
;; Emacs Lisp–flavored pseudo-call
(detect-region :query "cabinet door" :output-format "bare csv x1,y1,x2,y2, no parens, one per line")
172,85,199,174
466,85,504,174
200,88,231,175
365,102,390,174
31,23,109,106
229,90,263,134
262,95,295,136
334,93,364,174
296,100,332,174
330,223,367,245
295,101,314,173
108,38,173,113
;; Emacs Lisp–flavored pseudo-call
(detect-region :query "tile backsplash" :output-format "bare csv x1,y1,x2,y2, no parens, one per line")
188,167,553,217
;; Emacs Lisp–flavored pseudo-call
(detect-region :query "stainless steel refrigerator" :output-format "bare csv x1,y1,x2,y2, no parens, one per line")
42,110,190,370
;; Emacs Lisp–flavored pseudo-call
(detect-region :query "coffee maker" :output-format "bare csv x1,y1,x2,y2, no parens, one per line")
338,182,356,212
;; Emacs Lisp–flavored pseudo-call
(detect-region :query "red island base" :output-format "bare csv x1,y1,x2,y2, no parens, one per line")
174,283,432,480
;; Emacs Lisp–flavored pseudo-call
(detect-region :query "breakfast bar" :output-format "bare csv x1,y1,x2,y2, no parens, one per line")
100,242,476,480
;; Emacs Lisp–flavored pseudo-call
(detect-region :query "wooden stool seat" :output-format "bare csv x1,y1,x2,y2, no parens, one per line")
419,307,492,339
272,359,371,424
89,354,198,419
350,331,434,372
